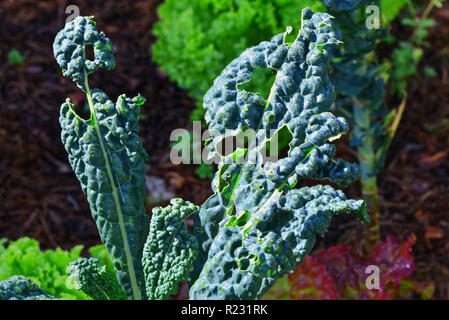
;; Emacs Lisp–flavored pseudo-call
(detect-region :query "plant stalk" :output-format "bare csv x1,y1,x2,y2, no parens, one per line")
361,175,380,254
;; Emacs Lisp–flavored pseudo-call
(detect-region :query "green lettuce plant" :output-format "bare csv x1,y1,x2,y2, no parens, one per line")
0,237,112,300
320,0,417,250
0,237,86,299
386,0,441,97
0,11,368,300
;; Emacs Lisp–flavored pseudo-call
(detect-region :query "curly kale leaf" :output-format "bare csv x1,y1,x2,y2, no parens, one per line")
189,8,368,300
55,16,150,300
0,276,55,300
67,258,127,300
53,16,115,92
59,89,149,299
191,185,367,299
142,199,199,300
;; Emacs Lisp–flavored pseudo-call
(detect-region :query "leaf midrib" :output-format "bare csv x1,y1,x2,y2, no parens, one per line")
83,68,141,300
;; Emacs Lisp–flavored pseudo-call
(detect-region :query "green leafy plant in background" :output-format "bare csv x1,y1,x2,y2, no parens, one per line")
7,48,27,65
0,238,85,299
0,10,369,300
0,237,112,300
323,0,439,250
385,0,442,97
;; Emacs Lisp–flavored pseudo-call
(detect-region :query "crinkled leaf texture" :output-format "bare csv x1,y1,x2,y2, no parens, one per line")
53,16,115,92
152,0,325,105
67,258,127,300
0,276,55,300
370,234,416,285
189,8,368,300
142,199,199,300
289,254,339,300
59,89,149,299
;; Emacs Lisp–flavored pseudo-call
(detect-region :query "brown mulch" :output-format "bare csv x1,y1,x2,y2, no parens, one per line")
0,0,209,251
0,0,448,298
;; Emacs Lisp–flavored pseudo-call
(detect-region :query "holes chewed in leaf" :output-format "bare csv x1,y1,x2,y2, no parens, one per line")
85,44,95,61
260,125,293,163
237,67,276,99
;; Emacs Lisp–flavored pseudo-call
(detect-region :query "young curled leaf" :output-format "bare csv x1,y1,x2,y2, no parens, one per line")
53,16,115,91
54,16,151,300
142,199,200,300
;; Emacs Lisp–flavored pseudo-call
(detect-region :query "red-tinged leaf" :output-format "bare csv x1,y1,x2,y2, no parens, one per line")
358,286,390,300
286,234,431,300
370,234,416,284
313,244,367,295
288,255,339,300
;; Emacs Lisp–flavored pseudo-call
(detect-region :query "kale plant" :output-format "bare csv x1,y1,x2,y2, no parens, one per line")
0,276,55,300
153,0,414,250
319,0,400,250
387,0,441,96
0,11,368,300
